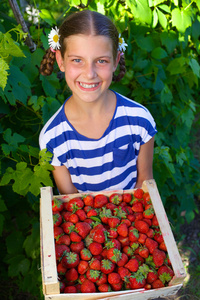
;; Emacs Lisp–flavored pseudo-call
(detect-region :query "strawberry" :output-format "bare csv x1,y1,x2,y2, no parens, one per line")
61,221,75,234
96,273,107,286
83,194,94,206
57,262,67,275
109,193,123,205
93,228,106,244
59,280,66,293
145,237,158,254
152,214,159,227
106,202,117,211
107,248,122,263
65,267,78,282
122,246,133,257
138,246,149,258
55,244,70,261
81,279,96,293
52,198,64,212
78,260,89,274
133,188,144,199
70,241,84,253
117,266,131,281
80,248,92,261
107,216,120,228
64,197,84,213
98,283,111,292
69,213,79,223
121,218,131,227
129,273,146,289
124,258,139,272
111,281,123,291
159,241,167,252
94,194,108,208
122,193,132,203
117,253,129,267
75,209,87,221
105,238,121,250
143,192,151,205
107,228,118,239
53,211,62,227
113,206,127,219
70,231,82,242
89,258,101,270
87,209,98,218
152,279,165,289
134,212,143,220
56,234,70,246
75,222,91,239
138,233,147,244
108,272,121,284
117,236,129,247
99,207,112,224
154,228,164,244
146,268,158,283
143,207,154,219
79,274,87,283
89,242,103,256
61,211,71,222
152,248,166,267
134,220,149,234
129,227,139,242
157,265,174,283
101,259,115,274
54,226,64,240
64,286,77,293
132,202,144,212
86,269,101,282
117,222,128,237
61,251,80,268
144,283,151,290
127,214,136,222
146,228,155,239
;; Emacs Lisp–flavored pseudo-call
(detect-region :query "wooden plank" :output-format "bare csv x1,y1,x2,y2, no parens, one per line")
40,186,60,295
142,179,186,285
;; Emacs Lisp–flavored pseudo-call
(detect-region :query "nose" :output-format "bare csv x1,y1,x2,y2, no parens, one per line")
84,62,97,79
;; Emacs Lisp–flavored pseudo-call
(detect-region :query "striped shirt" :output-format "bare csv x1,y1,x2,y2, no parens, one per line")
39,91,157,192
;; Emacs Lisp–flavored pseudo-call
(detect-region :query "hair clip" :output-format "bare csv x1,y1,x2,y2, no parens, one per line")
118,34,128,52
48,26,61,50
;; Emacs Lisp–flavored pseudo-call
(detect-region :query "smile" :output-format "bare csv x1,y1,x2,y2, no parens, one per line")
79,82,99,89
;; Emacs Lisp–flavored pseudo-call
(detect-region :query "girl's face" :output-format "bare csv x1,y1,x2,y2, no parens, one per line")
56,34,120,104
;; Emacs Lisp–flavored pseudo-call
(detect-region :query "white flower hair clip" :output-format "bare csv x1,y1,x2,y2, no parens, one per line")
48,26,61,51
118,34,128,52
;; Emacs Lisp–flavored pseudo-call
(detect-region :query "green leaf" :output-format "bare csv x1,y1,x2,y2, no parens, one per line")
2,128,25,155
166,57,187,75
0,31,25,58
7,255,30,277
0,214,5,236
154,146,175,174
6,231,24,255
152,9,158,28
160,30,178,54
23,222,40,259
189,58,200,78
39,9,56,26
0,57,9,90
172,8,192,33
127,0,152,24
151,47,167,59
161,84,173,105
157,4,170,13
157,7,167,29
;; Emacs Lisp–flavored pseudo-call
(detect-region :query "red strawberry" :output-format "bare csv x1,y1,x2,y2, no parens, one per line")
117,222,128,237
75,209,87,221
122,246,133,257
129,273,146,289
86,269,101,282
78,260,89,274
118,266,131,281
61,251,80,268
61,221,75,234
143,207,154,219
93,228,106,244
87,209,98,218
108,272,121,284
107,248,122,263
56,234,70,246
143,192,151,205
154,229,164,244
69,213,79,223
134,212,143,220
64,197,84,213
75,222,91,239
55,242,68,258
132,202,144,212
121,218,131,227
57,262,67,275
107,217,120,228
147,268,158,283
59,280,66,293
146,228,155,239
143,218,152,226
133,188,144,199
122,193,132,203
80,248,92,261
138,246,149,258
90,258,101,270
52,198,64,212
127,214,136,222
79,274,87,283
54,226,64,240
94,194,108,208
152,215,159,227
145,237,158,254
117,253,129,267
106,203,117,211
98,283,111,292
99,207,112,224
64,286,77,293
111,281,123,291
70,231,82,242
159,241,167,252
152,279,165,288
129,227,139,242
125,258,139,272
109,193,123,205
65,267,78,282
101,259,115,274
105,238,121,250
107,228,118,239
70,241,84,253
81,279,96,293
117,236,130,247
61,211,71,221
53,211,62,227
152,248,166,267
89,242,103,256
157,265,174,283
134,220,149,233
83,194,94,206
96,273,107,286
138,233,147,244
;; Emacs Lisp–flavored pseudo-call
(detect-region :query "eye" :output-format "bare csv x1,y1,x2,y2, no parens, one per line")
98,59,107,64
73,58,81,63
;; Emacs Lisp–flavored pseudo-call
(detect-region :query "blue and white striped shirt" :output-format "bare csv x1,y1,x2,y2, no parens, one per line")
39,91,157,192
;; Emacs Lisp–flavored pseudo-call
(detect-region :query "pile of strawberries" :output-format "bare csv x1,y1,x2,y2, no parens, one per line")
52,188,174,294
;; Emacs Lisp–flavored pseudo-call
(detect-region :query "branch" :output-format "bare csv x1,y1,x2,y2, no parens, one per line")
8,0,36,52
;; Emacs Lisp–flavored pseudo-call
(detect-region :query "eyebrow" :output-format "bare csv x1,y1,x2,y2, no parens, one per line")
67,55,112,58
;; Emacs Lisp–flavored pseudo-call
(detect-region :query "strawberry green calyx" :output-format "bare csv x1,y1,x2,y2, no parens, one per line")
159,272,172,284
138,264,150,278
113,207,126,219
130,228,139,238
66,252,78,264
105,240,115,249
101,259,113,270
130,242,139,251
89,269,100,279
82,248,92,259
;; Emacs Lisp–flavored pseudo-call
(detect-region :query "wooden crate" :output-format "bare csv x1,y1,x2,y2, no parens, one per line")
40,179,186,300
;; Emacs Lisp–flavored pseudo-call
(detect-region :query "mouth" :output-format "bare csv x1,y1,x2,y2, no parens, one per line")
78,82,100,90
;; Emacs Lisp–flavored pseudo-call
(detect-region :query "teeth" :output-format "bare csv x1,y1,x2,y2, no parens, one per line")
79,82,98,88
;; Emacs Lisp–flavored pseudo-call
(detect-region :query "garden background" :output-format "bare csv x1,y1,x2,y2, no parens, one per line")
0,0,200,299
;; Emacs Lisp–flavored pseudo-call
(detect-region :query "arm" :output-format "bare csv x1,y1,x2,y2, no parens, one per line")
135,137,155,188
52,165,78,194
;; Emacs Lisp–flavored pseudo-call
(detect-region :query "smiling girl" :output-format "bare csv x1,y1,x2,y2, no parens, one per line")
39,10,157,195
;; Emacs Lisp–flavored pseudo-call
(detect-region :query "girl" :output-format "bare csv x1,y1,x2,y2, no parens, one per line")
39,10,157,195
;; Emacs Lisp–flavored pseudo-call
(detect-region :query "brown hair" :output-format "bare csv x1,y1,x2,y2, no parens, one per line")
40,10,126,81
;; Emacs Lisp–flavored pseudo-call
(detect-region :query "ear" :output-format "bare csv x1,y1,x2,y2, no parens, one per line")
113,51,121,72
56,50,65,72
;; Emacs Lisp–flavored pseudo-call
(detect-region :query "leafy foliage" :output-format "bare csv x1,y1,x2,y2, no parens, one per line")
0,0,199,298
